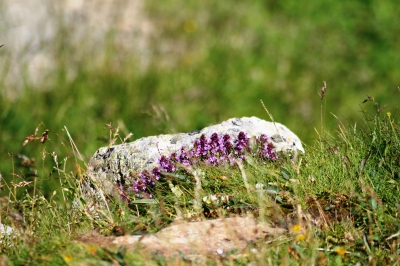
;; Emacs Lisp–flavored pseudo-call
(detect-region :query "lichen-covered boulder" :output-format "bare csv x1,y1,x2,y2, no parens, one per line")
84,116,303,198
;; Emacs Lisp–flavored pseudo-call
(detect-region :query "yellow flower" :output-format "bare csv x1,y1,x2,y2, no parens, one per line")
295,234,306,242
290,224,302,233
88,246,96,256
335,247,346,256
387,112,391,118
63,255,73,263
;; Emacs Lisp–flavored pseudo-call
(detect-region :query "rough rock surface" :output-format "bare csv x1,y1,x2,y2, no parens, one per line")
1,0,152,97
77,216,286,259
0,223,16,245
85,116,303,196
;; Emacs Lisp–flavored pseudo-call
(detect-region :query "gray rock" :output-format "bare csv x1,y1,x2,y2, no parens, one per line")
84,117,303,197
0,223,14,236
77,216,286,260
1,0,152,97
115,216,285,257
0,223,16,245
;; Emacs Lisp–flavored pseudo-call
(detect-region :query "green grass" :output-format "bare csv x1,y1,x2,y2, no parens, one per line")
1,0,400,190
1,98,399,265
1,0,400,264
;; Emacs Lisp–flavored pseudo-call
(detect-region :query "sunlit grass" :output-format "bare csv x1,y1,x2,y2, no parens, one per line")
1,0,400,191
1,95,399,264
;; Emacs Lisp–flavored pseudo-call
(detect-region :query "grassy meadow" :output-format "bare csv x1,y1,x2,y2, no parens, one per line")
0,0,400,264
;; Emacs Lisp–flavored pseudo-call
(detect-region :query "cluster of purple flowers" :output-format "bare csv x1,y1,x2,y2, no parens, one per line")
256,134,279,161
130,132,277,198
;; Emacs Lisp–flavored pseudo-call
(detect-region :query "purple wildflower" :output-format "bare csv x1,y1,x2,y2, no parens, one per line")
159,155,176,172
220,134,233,155
210,133,219,143
177,147,191,166
195,134,211,158
133,179,147,192
234,132,250,155
139,170,149,183
256,134,278,161
129,131,278,198
152,167,161,180
206,154,218,166
209,133,220,154
139,170,158,186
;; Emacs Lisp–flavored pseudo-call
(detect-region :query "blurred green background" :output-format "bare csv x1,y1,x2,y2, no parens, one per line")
0,0,399,194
